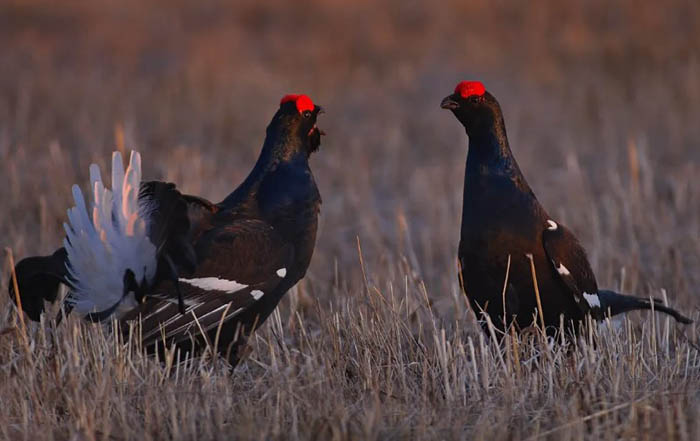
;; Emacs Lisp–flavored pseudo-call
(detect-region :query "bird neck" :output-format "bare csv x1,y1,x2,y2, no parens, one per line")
465,116,524,179
219,131,307,209
462,116,534,202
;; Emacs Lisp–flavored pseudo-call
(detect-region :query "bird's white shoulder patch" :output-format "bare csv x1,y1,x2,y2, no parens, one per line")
276,268,287,278
546,220,558,231
583,292,601,308
556,263,571,276
250,290,264,300
179,277,247,293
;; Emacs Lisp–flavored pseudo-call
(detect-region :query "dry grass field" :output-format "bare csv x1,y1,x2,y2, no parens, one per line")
1,0,699,439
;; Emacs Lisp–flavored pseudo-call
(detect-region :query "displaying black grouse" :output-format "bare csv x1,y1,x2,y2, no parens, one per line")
440,81,691,334
9,93,325,364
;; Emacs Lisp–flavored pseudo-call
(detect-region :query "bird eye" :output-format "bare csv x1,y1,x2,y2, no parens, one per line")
303,110,311,118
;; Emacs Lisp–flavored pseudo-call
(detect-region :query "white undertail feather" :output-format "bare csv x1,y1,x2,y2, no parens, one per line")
583,292,601,308
63,151,157,317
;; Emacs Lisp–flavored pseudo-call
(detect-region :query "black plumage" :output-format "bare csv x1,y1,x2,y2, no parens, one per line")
9,94,325,365
441,81,691,335
9,248,69,321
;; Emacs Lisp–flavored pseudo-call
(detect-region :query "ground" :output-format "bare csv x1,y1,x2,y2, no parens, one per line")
1,0,699,439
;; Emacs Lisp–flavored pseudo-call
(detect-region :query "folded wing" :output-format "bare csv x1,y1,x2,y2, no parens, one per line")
121,219,294,349
541,219,603,320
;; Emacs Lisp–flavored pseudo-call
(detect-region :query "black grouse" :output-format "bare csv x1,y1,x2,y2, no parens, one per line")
9,93,325,365
440,81,691,335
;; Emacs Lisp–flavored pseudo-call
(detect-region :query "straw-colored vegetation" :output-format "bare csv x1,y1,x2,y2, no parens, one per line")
1,0,699,439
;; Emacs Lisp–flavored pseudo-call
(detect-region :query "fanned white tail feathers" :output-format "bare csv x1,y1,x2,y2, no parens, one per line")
63,151,157,317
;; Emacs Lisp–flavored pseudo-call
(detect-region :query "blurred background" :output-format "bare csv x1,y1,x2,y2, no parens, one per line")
1,0,699,320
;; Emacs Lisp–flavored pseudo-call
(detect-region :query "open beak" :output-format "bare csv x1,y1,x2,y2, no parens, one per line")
440,95,460,110
308,105,326,138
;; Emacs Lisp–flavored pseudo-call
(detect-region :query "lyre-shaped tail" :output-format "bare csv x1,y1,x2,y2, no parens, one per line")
597,289,692,324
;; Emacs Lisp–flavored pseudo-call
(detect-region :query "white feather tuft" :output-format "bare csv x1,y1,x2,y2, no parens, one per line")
64,151,157,317
556,263,571,276
250,290,264,300
583,292,601,308
178,277,248,293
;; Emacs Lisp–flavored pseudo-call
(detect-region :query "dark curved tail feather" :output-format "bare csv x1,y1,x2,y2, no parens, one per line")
597,289,693,324
8,248,69,321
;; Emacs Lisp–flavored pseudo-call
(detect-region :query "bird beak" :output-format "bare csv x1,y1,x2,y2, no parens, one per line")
440,95,460,110
309,105,326,138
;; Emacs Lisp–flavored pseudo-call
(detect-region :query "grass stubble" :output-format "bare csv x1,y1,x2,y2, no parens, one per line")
1,0,699,439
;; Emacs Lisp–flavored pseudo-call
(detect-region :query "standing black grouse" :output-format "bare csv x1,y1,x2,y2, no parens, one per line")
9,93,325,364
440,81,691,334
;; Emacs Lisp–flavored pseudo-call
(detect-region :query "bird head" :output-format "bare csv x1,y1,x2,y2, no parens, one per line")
268,94,325,157
440,81,502,135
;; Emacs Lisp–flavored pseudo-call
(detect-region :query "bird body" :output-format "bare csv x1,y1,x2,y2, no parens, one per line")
442,81,691,333
10,94,325,364
458,114,581,330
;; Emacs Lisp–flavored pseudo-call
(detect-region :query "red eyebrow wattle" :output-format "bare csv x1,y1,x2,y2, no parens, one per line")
454,81,485,98
280,94,315,113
